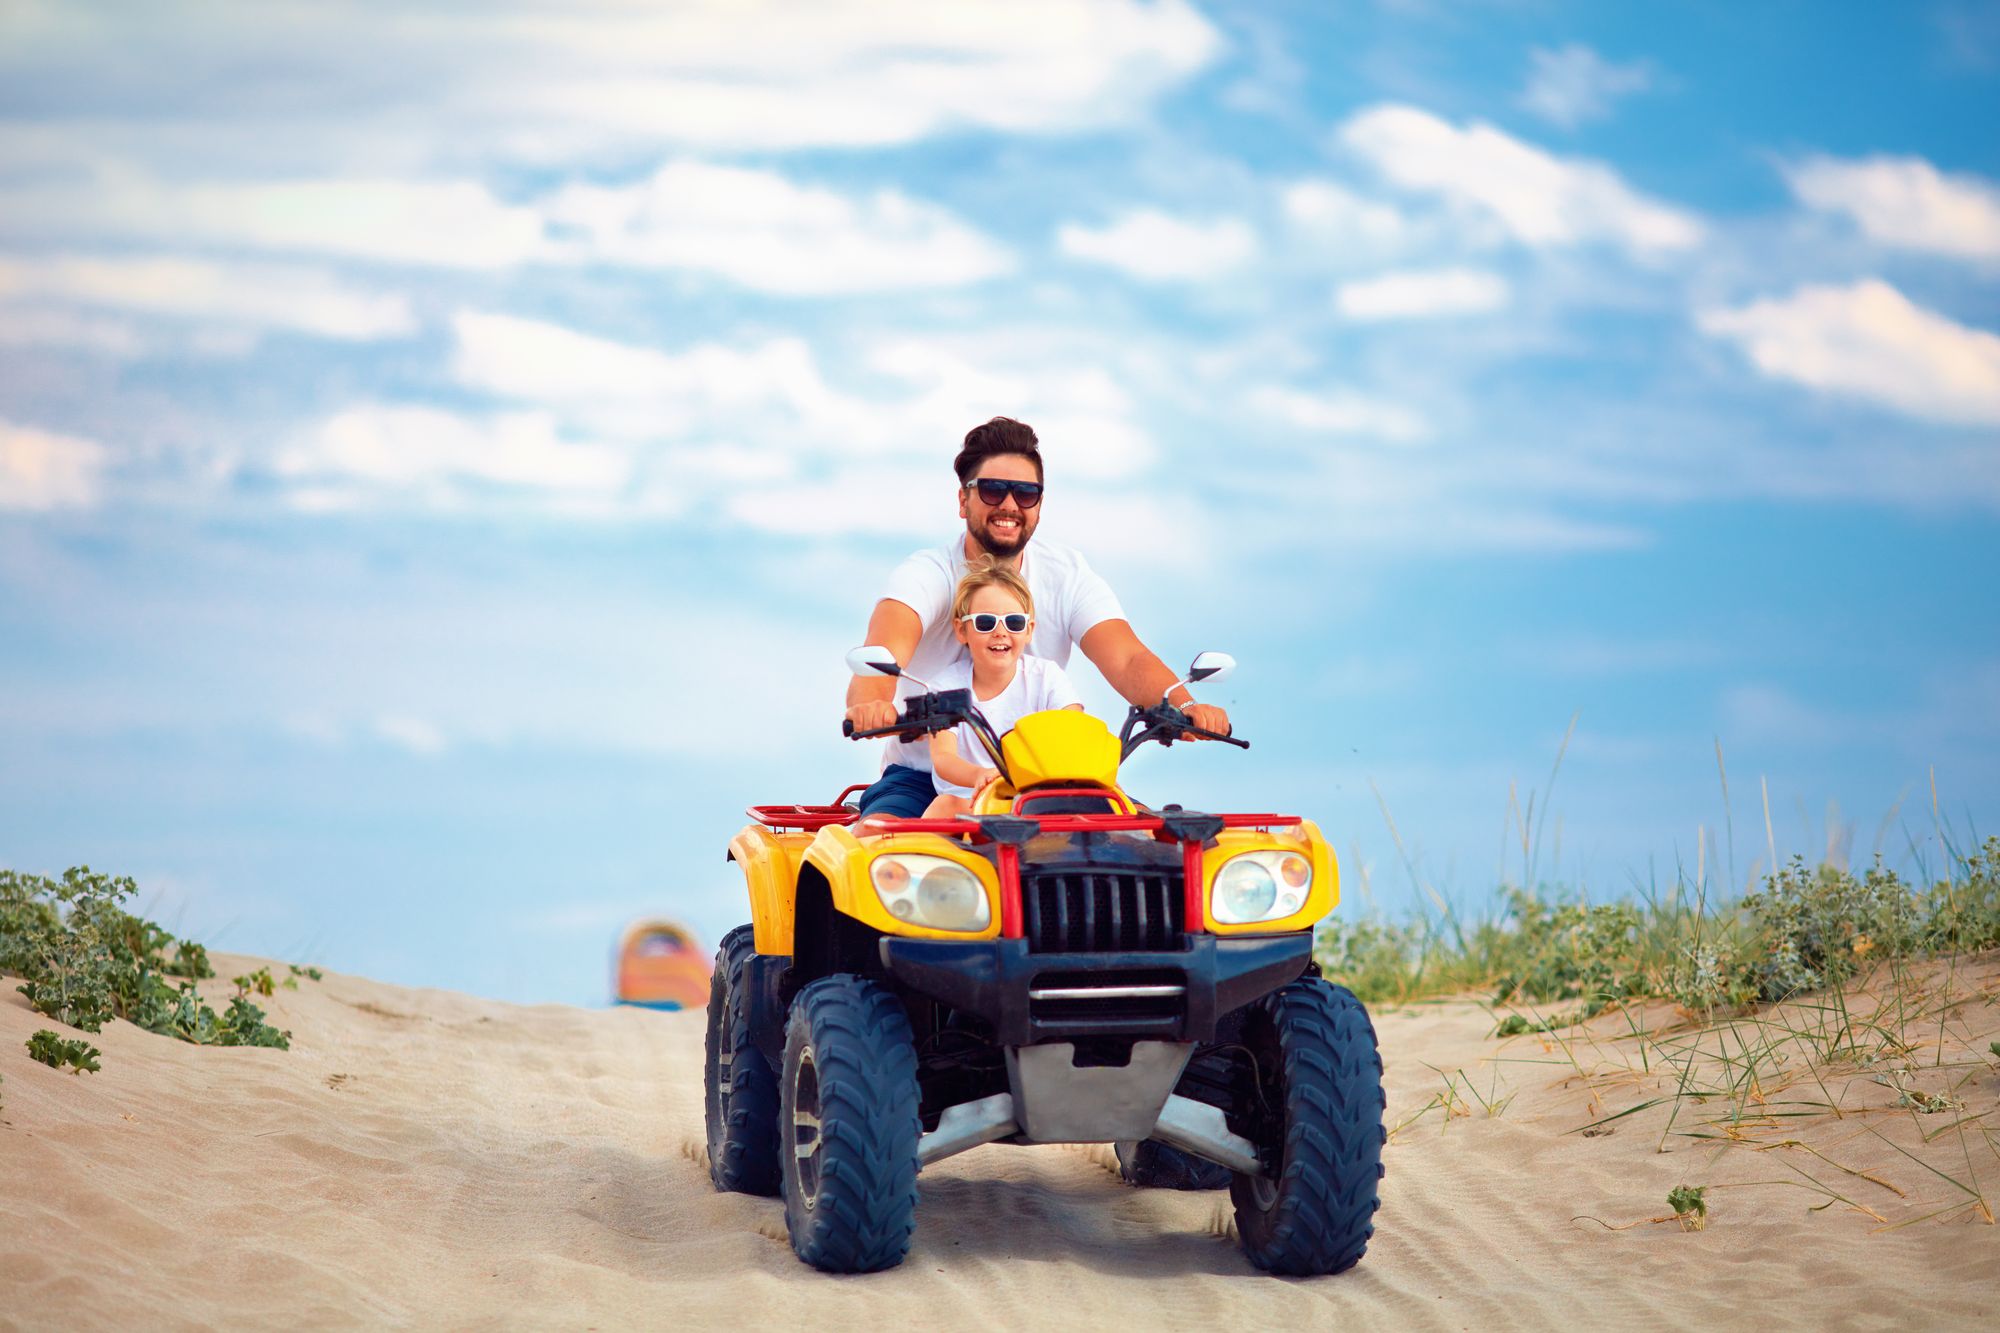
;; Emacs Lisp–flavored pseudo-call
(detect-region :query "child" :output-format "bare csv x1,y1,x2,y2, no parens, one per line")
923,556,1084,819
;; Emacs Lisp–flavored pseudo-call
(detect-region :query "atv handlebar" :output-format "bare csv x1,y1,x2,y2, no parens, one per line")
843,690,1246,772
841,688,1011,778
1119,703,1249,760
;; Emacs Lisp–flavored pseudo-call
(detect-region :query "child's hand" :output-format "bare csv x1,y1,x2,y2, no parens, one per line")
971,768,1002,799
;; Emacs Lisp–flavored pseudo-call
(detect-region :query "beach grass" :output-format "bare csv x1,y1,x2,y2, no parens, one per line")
1317,834,2000,1227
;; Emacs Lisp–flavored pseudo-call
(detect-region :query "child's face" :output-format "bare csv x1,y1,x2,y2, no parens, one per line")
956,584,1032,669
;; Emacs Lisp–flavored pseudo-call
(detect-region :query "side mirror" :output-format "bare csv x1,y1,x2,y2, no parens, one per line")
846,645,903,678
1187,651,1235,684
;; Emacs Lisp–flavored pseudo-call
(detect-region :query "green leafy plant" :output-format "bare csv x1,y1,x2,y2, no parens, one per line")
218,996,291,1049
1666,1184,1707,1231
167,940,215,980
28,1029,102,1075
3,864,302,1065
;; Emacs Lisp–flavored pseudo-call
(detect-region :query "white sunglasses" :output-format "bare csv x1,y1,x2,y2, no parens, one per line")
959,612,1030,633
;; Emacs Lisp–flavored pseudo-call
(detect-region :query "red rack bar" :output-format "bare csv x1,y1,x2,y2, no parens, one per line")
852,812,1298,839
995,842,1023,938
1181,836,1207,931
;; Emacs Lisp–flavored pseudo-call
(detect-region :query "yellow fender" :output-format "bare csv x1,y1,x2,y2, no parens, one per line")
728,824,813,956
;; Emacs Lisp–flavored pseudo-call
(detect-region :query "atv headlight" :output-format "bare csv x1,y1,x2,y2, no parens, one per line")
870,855,990,932
1211,850,1313,925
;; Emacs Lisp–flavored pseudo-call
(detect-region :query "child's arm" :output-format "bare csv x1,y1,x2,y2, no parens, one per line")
929,730,998,791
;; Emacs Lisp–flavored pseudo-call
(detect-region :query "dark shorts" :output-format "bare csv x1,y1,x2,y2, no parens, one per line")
856,764,936,818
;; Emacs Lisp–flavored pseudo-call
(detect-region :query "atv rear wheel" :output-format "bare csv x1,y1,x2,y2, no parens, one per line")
1115,1139,1232,1190
780,974,921,1273
1230,980,1385,1276
704,924,780,1196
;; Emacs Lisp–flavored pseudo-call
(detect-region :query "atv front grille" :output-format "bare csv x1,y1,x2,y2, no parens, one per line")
1021,870,1184,953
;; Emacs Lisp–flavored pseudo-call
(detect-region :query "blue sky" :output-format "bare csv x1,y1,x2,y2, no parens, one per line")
2,2,1996,1005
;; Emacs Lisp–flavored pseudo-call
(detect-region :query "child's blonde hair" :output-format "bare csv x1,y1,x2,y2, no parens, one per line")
951,555,1034,623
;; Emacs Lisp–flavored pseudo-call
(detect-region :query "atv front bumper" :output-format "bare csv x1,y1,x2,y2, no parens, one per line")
877,932,1313,1046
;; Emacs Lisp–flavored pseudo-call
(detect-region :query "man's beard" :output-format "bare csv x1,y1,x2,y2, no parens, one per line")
972,519,1029,558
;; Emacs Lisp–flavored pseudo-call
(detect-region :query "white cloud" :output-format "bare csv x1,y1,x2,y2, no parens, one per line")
0,308,144,357
450,311,1157,479
9,165,1011,295
1281,180,1412,250
1517,45,1655,129
277,406,635,505
448,310,868,446
1,1,1221,162
541,161,1011,295
266,312,1163,523
0,255,416,339
1339,103,1703,256
7,176,546,269
0,419,108,510
1698,279,2000,426
1056,209,1256,282
466,1,1223,153
1784,155,2000,262
1336,268,1509,322
1247,385,1428,441
373,715,447,757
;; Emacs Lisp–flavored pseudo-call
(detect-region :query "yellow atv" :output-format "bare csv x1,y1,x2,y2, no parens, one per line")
704,650,1384,1275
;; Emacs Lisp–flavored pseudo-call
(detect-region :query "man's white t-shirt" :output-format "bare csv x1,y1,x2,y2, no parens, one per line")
930,655,1083,797
878,535,1125,773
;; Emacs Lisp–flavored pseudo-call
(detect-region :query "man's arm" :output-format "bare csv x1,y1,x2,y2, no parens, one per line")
1078,619,1232,737
844,598,923,732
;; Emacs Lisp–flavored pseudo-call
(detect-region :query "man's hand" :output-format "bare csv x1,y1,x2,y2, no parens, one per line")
845,699,901,734
1180,701,1231,738
1079,619,1233,742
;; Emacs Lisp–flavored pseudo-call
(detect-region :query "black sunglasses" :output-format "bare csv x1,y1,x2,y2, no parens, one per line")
967,478,1043,508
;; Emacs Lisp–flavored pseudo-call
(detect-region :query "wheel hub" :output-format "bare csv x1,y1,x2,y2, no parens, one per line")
791,1041,823,1208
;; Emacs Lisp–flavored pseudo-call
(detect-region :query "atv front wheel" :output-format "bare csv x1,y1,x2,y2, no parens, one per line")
704,924,780,1196
1231,980,1385,1276
780,974,921,1273
1115,1139,1232,1190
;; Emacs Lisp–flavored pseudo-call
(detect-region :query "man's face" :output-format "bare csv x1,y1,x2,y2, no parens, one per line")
958,455,1042,557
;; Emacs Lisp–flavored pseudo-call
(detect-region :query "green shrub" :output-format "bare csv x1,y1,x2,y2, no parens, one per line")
4,867,133,1031
167,940,215,980
218,996,290,1049
1490,892,1651,1014
233,967,276,998
1316,838,2000,1027
1918,837,2000,955
28,1029,101,1074
1311,917,1429,1003
2,864,298,1064
1742,855,1923,1001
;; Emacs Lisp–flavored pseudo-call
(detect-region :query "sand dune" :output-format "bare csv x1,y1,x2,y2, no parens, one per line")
3,952,1995,1330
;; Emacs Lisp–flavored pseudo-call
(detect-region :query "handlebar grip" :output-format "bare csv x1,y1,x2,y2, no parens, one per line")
845,721,923,741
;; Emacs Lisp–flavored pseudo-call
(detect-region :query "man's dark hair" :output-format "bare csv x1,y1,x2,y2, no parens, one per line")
953,416,1044,484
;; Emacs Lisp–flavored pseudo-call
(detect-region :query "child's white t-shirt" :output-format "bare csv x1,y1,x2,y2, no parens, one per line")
931,655,1083,797
876,535,1124,774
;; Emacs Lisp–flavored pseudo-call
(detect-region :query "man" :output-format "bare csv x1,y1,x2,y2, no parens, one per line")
846,416,1231,817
